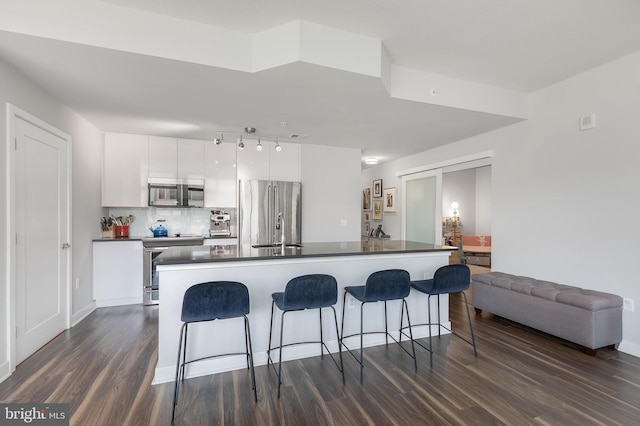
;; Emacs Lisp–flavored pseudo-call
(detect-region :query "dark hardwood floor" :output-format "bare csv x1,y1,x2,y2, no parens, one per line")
2,286,640,425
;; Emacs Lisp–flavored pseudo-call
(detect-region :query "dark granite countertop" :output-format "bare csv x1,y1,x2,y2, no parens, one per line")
92,235,237,242
154,240,455,266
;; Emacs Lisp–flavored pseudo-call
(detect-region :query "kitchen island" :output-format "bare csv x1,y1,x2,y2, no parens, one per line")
152,240,455,384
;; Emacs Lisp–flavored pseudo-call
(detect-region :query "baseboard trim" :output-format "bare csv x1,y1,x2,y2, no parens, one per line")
95,297,142,308
0,359,11,384
618,340,640,358
71,302,97,327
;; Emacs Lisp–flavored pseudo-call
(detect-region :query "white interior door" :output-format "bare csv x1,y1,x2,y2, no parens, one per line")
12,108,70,366
402,169,443,244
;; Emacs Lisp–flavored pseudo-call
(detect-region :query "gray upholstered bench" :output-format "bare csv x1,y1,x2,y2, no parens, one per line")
472,272,623,355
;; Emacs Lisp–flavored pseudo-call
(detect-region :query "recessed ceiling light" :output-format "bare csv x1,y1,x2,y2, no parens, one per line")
364,157,379,165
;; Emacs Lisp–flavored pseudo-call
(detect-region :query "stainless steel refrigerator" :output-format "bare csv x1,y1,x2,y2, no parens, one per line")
239,180,301,246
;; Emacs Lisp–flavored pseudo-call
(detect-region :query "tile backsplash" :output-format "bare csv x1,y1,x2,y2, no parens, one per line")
107,207,237,237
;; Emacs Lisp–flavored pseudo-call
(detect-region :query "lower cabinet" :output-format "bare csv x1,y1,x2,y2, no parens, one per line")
93,240,143,307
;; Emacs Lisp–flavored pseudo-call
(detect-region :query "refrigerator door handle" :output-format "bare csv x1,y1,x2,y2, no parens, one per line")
268,184,273,243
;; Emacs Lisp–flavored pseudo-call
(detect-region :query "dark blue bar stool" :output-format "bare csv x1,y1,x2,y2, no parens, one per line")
172,281,256,423
407,264,477,366
340,269,417,382
268,274,344,398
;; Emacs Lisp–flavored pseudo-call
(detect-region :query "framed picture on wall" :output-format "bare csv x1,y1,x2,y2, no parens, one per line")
364,212,371,221
363,221,371,235
373,200,383,220
362,187,372,210
383,187,397,212
373,179,383,197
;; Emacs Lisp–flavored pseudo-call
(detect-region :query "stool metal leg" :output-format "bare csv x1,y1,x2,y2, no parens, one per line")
244,315,258,402
277,310,287,399
462,292,478,357
403,299,418,372
427,294,433,367
171,323,187,423
359,301,364,383
340,292,347,341
330,306,345,384
319,308,324,357
437,294,442,337
267,300,276,367
384,301,389,345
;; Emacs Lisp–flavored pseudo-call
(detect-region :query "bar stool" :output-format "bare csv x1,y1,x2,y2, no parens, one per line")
172,281,256,423
340,269,417,382
268,274,344,398
407,264,477,366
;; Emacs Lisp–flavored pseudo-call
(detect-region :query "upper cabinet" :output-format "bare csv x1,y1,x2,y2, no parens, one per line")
148,137,205,180
148,136,177,178
103,133,149,207
237,140,300,182
204,141,237,207
177,138,205,179
103,133,297,208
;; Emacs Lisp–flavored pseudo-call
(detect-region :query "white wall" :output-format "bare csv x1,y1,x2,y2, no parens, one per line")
474,166,492,235
300,144,361,242
362,49,640,357
0,59,102,381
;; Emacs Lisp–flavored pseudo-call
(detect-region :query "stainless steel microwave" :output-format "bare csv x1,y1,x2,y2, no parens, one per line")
148,178,204,208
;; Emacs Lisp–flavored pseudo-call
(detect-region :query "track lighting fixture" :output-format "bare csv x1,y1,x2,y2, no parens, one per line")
212,127,285,151
214,133,223,145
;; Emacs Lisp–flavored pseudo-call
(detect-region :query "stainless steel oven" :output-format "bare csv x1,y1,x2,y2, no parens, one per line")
142,236,204,305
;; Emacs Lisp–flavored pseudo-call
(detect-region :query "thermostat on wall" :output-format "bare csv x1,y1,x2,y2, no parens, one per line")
579,113,597,131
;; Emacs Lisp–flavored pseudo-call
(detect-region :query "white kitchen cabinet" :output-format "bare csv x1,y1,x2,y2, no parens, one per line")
237,140,300,182
93,240,143,307
149,137,205,180
178,138,205,179
204,141,237,207
148,136,178,178
103,133,149,207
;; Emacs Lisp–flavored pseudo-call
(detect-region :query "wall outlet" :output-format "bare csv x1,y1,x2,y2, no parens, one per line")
623,298,634,312
75,278,80,290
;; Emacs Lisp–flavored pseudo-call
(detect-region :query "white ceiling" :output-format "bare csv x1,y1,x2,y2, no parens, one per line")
2,0,640,167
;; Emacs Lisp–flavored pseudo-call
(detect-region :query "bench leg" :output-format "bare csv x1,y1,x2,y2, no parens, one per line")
474,307,482,315
608,344,617,350
584,347,596,356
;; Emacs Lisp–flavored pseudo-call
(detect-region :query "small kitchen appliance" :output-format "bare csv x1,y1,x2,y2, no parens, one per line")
149,221,169,237
210,211,231,237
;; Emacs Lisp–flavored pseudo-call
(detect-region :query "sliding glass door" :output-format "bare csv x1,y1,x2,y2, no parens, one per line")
402,169,443,244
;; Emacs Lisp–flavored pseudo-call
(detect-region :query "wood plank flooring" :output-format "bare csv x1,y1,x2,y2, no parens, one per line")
2,285,640,425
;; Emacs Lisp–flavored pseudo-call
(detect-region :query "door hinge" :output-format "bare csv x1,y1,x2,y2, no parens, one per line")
15,137,17,150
